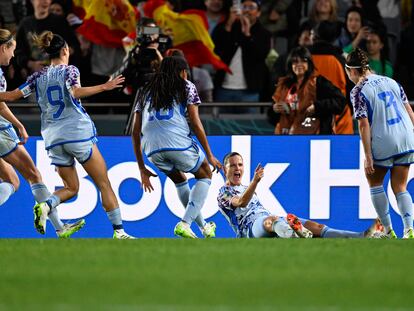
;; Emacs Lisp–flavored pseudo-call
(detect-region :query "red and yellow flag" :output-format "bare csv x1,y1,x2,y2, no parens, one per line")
144,0,229,71
72,0,137,48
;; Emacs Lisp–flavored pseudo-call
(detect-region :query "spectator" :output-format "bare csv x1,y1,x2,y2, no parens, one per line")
352,0,382,27
260,0,293,48
270,21,314,88
310,20,354,134
377,0,400,66
14,0,81,79
366,26,392,77
114,17,165,133
267,20,314,127
272,46,345,134
337,6,369,55
166,48,214,102
49,0,66,17
205,0,228,34
397,8,414,98
307,0,339,27
212,0,271,109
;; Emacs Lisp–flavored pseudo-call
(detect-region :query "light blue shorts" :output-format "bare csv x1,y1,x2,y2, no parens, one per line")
0,126,20,158
148,143,205,174
47,138,97,167
374,152,414,168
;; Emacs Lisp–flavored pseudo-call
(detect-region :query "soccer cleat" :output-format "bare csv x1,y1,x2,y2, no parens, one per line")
113,229,136,239
33,202,50,235
174,221,197,238
370,231,389,239
385,229,398,239
403,228,414,239
286,213,313,238
201,221,216,238
56,219,86,238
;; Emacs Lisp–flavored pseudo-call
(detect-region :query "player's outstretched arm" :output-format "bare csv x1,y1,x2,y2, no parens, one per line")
358,118,374,175
71,75,125,99
187,104,222,172
0,102,28,144
0,88,24,102
131,111,157,192
231,164,264,208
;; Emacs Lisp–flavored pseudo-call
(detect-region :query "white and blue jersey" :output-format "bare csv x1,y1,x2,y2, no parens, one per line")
19,65,96,150
351,74,414,161
0,68,20,157
135,80,201,157
217,184,271,238
0,68,12,130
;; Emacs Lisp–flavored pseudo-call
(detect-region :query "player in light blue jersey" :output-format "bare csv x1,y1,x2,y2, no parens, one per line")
346,48,414,239
0,28,85,238
218,152,383,238
132,56,222,238
0,31,134,239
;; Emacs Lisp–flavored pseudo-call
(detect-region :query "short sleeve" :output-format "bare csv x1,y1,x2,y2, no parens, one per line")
185,80,201,106
399,83,409,104
19,71,41,98
0,69,6,92
65,65,81,91
350,86,368,120
217,187,234,211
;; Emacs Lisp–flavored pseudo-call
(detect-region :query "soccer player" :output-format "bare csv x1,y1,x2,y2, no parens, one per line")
345,48,414,239
218,152,383,238
0,28,84,238
0,31,134,239
132,56,222,238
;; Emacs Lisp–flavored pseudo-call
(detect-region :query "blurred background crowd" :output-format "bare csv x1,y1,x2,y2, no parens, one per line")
1,0,414,135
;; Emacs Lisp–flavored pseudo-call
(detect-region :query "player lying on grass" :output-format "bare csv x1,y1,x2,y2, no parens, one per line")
217,152,384,238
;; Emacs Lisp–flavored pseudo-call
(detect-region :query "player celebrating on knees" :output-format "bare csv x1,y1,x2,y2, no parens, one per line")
0,28,84,238
132,56,222,238
218,152,383,238
0,31,134,239
346,48,414,239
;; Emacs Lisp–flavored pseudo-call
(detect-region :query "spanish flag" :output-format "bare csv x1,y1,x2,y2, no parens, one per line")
144,0,229,71
72,0,137,48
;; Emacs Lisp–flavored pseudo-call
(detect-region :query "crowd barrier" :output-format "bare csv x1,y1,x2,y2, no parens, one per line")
0,135,411,238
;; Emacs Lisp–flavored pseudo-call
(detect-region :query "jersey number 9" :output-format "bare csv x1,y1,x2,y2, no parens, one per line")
47,85,65,119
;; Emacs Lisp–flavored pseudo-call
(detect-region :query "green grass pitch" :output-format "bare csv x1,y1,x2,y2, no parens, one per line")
0,239,413,311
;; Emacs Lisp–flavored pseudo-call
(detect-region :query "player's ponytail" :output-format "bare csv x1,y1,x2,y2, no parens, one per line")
0,29,14,48
32,31,66,59
346,48,370,75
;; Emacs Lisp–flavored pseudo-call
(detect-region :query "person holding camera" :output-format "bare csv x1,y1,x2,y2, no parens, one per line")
211,0,271,108
115,18,170,134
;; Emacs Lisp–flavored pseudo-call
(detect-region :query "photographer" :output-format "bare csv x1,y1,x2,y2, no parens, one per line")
114,18,170,134
212,0,271,109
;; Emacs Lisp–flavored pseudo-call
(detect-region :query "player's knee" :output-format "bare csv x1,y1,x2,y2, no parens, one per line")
25,167,42,184
10,178,20,192
390,181,405,195
66,183,79,196
263,216,278,232
196,161,212,179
